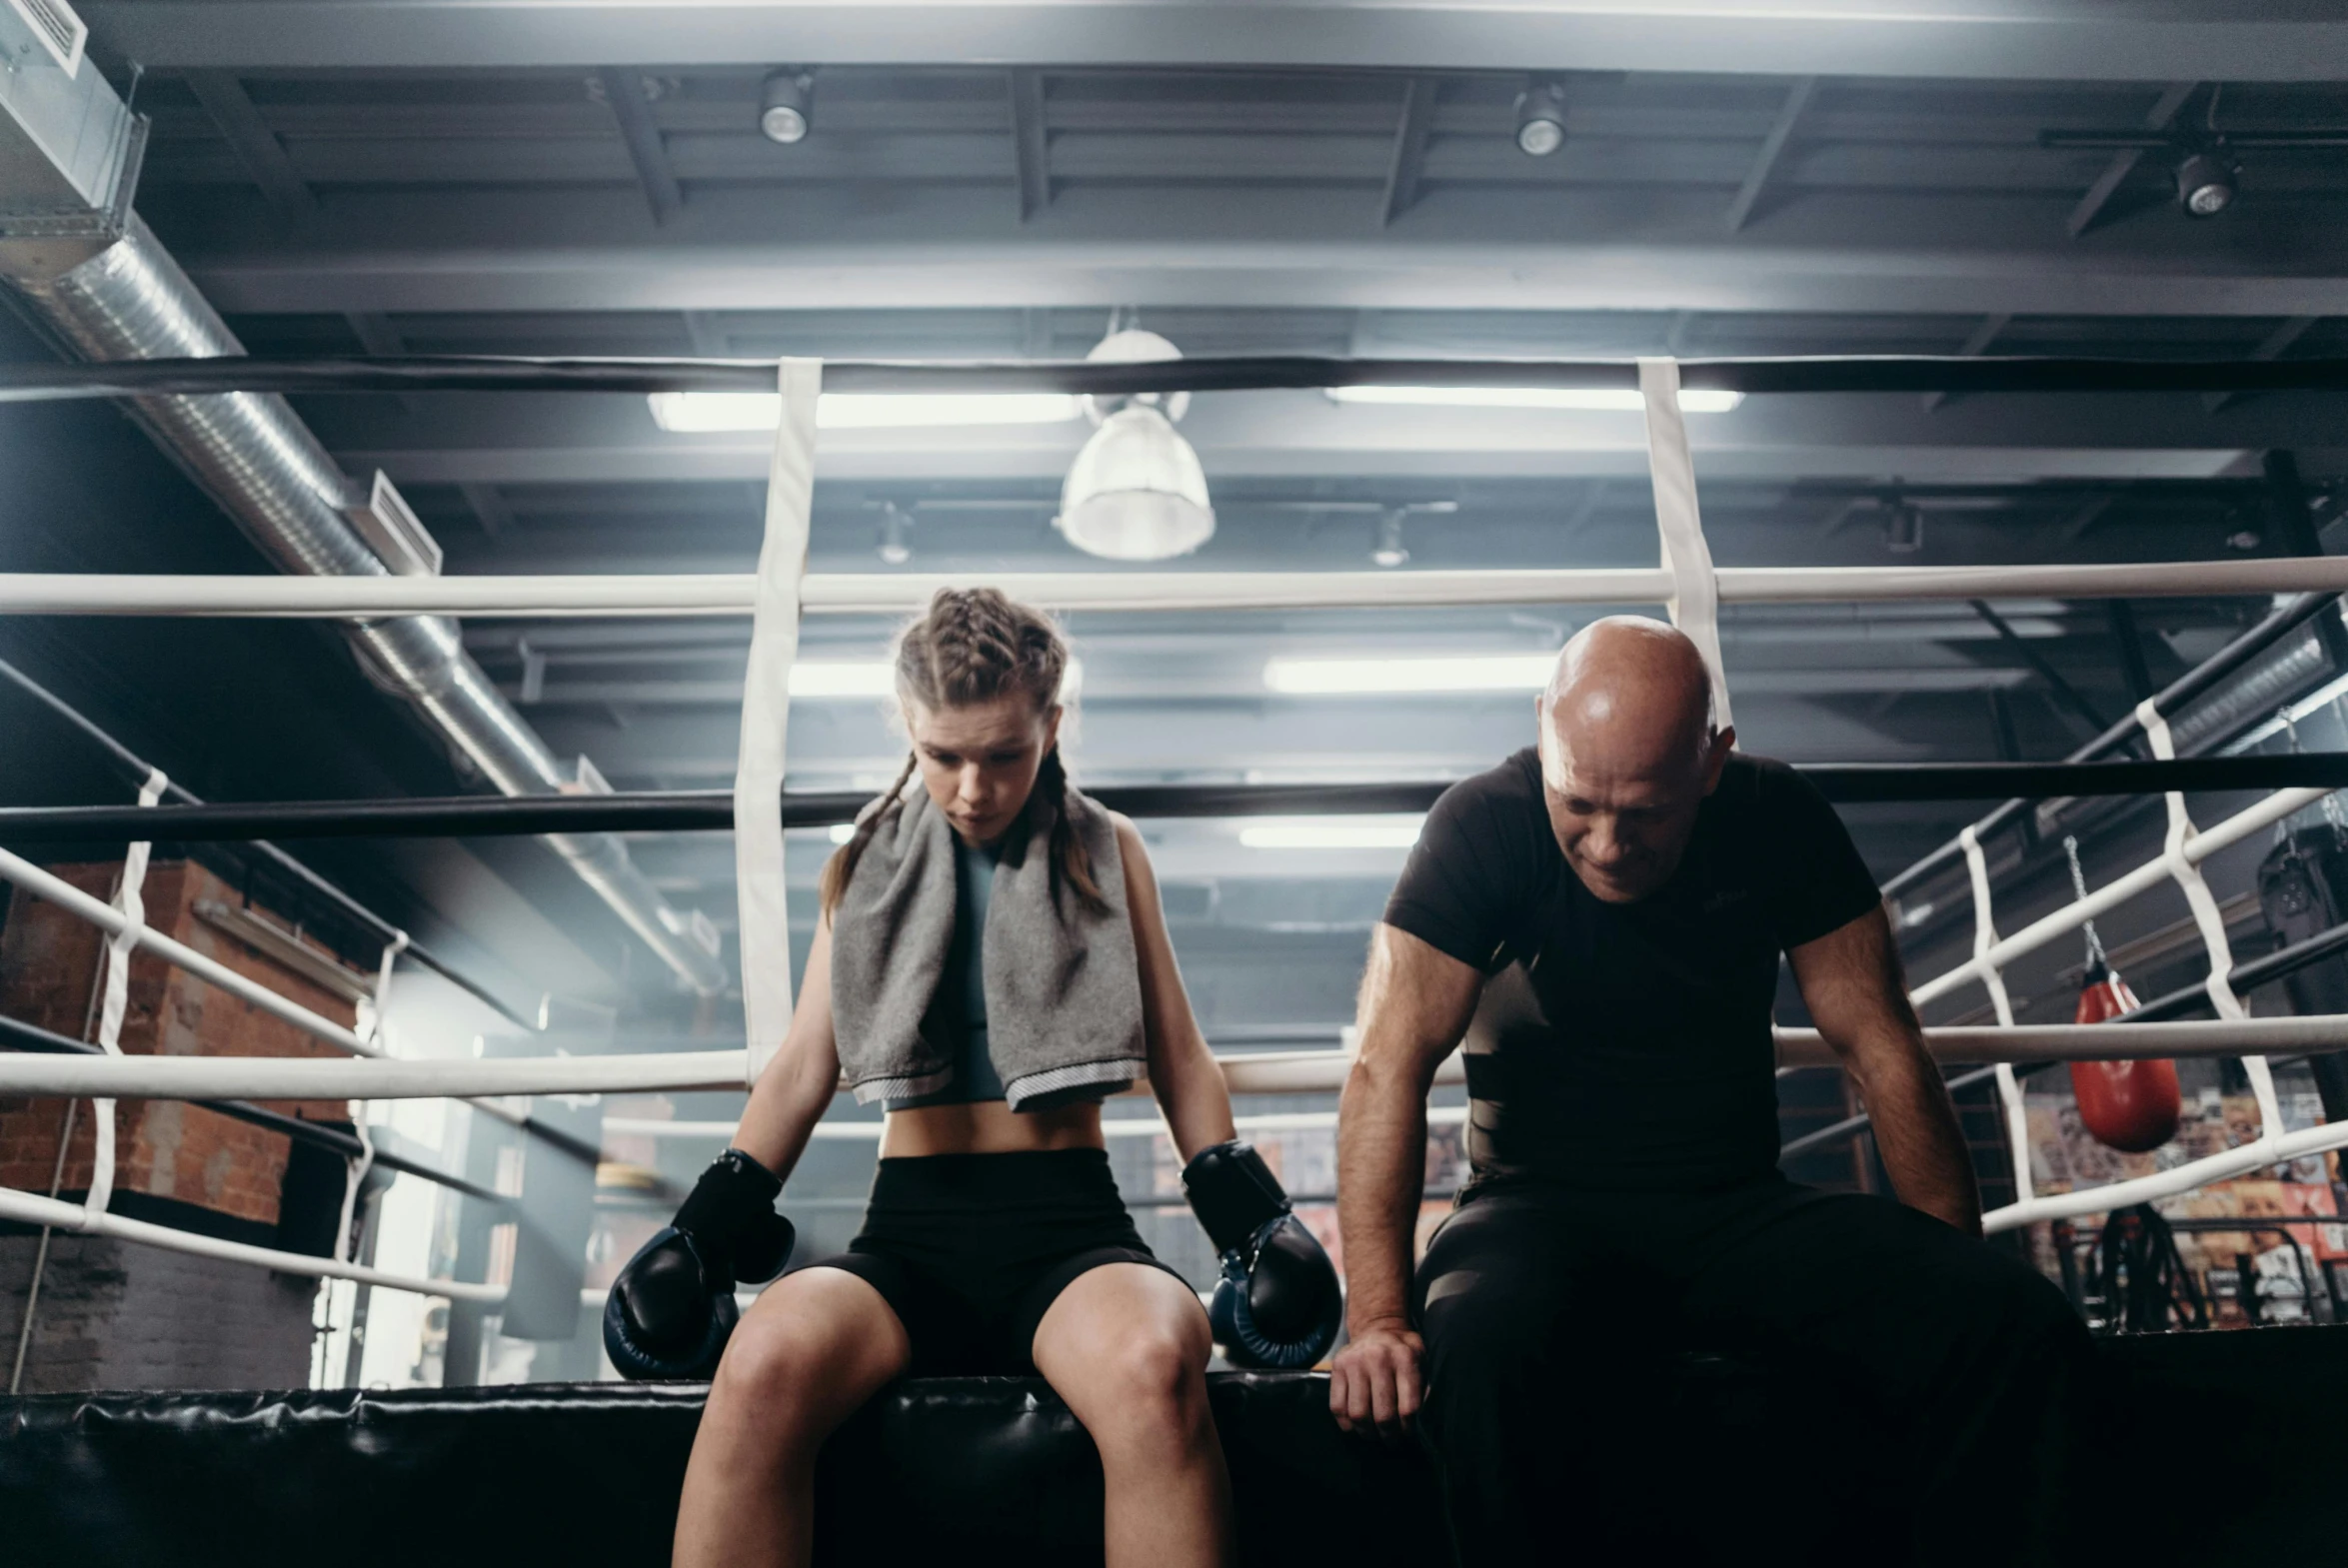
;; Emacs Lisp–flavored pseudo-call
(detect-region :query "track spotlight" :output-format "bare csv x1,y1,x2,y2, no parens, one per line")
760,71,814,144
2174,146,2238,218
1056,330,1214,562
1513,80,1568,158
1371,510,1410,569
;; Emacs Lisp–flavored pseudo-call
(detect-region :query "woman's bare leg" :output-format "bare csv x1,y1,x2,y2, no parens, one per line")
1032,1263,1230,1568
673,1267,911,1568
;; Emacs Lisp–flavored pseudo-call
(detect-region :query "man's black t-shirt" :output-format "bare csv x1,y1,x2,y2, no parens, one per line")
1384,749,1881,1193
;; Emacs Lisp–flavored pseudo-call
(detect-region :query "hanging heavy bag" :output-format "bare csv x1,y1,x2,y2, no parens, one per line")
2068,961,2181,1153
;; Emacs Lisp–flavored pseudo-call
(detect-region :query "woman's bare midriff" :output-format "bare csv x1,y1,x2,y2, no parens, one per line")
878,1097,1106,1158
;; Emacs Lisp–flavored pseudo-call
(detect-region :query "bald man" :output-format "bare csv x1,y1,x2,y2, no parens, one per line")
1329,618,2094,1565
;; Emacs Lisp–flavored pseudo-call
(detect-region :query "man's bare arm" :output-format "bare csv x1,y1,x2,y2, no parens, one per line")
1787,904,1981,1235
1330,923,1484,1434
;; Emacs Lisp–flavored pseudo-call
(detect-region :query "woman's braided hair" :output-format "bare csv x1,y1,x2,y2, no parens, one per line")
818,587,1107,919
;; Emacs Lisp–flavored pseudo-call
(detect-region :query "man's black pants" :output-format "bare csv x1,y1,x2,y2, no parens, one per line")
1412,1177,2099,1567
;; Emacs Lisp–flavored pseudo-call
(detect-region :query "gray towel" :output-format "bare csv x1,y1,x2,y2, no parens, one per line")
830,780,1146,1109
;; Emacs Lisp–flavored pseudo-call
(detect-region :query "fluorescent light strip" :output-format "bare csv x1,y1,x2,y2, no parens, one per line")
1326,386,1742,414
1263,654,1554,695
788,661,896,698
1239,815,1425,850
649,392,1085,434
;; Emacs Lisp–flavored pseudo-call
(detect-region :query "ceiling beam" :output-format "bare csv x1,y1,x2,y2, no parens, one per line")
2204,316,2321,414
150,184,2348,319
1920,312,2012,414
1378,76,1438,228
1723,75,1816,235
458,481,516,538
82,4,2348,83
1010,68,1050,224
2066,79,2197,239
596,67,683,224
182,70,316,214
314,387,2310,488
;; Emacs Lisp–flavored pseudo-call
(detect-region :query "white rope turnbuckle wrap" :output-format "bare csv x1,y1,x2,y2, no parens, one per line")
2135,700,2286,1137
1638,358,1733,731
1958,824,2036,1211
83,768,168,1229
335,931,407,1265
736,358,823,1083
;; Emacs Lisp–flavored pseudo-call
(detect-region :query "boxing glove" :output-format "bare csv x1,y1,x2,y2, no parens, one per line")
1181,1139,1342,1369
604,1148,796,1381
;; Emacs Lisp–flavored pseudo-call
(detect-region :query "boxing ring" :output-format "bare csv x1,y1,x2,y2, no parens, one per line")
4,347,2348,1566
3,349,2348,1303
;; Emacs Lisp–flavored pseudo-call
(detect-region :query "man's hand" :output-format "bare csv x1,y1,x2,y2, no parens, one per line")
1790,904,1982,1235
1329,1317,1425,1439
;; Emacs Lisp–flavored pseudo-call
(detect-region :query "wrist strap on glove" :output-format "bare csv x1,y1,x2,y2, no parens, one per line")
675,1148,792,1284
1180,1139,1290,1257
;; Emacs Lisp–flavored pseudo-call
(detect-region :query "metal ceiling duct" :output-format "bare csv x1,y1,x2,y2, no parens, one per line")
0,40,723,993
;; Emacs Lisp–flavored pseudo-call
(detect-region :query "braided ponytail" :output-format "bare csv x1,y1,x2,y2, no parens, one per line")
818,587,1102,917
818,748,919,918
1036,744,1111,917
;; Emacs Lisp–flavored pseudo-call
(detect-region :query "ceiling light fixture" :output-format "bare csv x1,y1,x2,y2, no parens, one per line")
1325,386,1742,414
2174,146,2239,217
1882,503,1925,555
1055,329,1215,562
759,70,814,144
1263,654,1556,695
647,391,1084,433
1238,816,1425,851
876,504,913,566
1513,80,1568,158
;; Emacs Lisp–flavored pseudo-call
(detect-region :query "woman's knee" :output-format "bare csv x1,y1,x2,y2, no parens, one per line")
705,1276,905,1452
1065,1327,1211,1455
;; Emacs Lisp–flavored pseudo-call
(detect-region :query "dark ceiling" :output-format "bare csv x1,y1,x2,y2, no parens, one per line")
6,7,2347,1023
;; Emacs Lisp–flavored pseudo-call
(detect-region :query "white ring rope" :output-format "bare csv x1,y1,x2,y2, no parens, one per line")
1909,784,2330,1008
14,559,2348,619
8,1021,2348,1102
0,1183,502,1302
604,1106,1477,1142
0,843,377,1057
737,360,820,1085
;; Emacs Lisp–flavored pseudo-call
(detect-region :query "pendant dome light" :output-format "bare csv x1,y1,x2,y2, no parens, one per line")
1054,329,1215,562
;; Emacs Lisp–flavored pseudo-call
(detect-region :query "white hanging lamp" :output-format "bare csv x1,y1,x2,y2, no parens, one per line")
1054,329,1215,562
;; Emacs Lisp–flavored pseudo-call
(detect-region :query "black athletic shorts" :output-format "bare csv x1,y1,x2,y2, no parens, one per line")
804,1146,1184,1375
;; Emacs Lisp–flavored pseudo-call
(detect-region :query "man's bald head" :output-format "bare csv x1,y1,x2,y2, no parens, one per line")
1534,617,1734,903
1543,617,1716,772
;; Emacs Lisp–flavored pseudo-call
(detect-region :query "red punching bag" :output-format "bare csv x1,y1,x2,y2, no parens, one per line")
2067,962,2182,1153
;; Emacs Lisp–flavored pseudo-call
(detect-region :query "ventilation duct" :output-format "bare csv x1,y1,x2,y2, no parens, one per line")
0,70,724,995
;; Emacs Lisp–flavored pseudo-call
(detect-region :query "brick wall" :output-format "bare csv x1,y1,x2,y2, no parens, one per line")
0,859,369,1392
0,860,358,1226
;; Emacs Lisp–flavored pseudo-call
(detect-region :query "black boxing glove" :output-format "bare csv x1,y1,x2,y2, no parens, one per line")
1181,1140,1342,1369
603,1148,796,1381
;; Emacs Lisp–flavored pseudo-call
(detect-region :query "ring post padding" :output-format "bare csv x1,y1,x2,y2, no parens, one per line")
737,358,822,1084
1638,358,1732,731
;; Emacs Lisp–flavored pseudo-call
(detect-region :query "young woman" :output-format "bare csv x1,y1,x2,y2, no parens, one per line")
603,588,1338,1568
